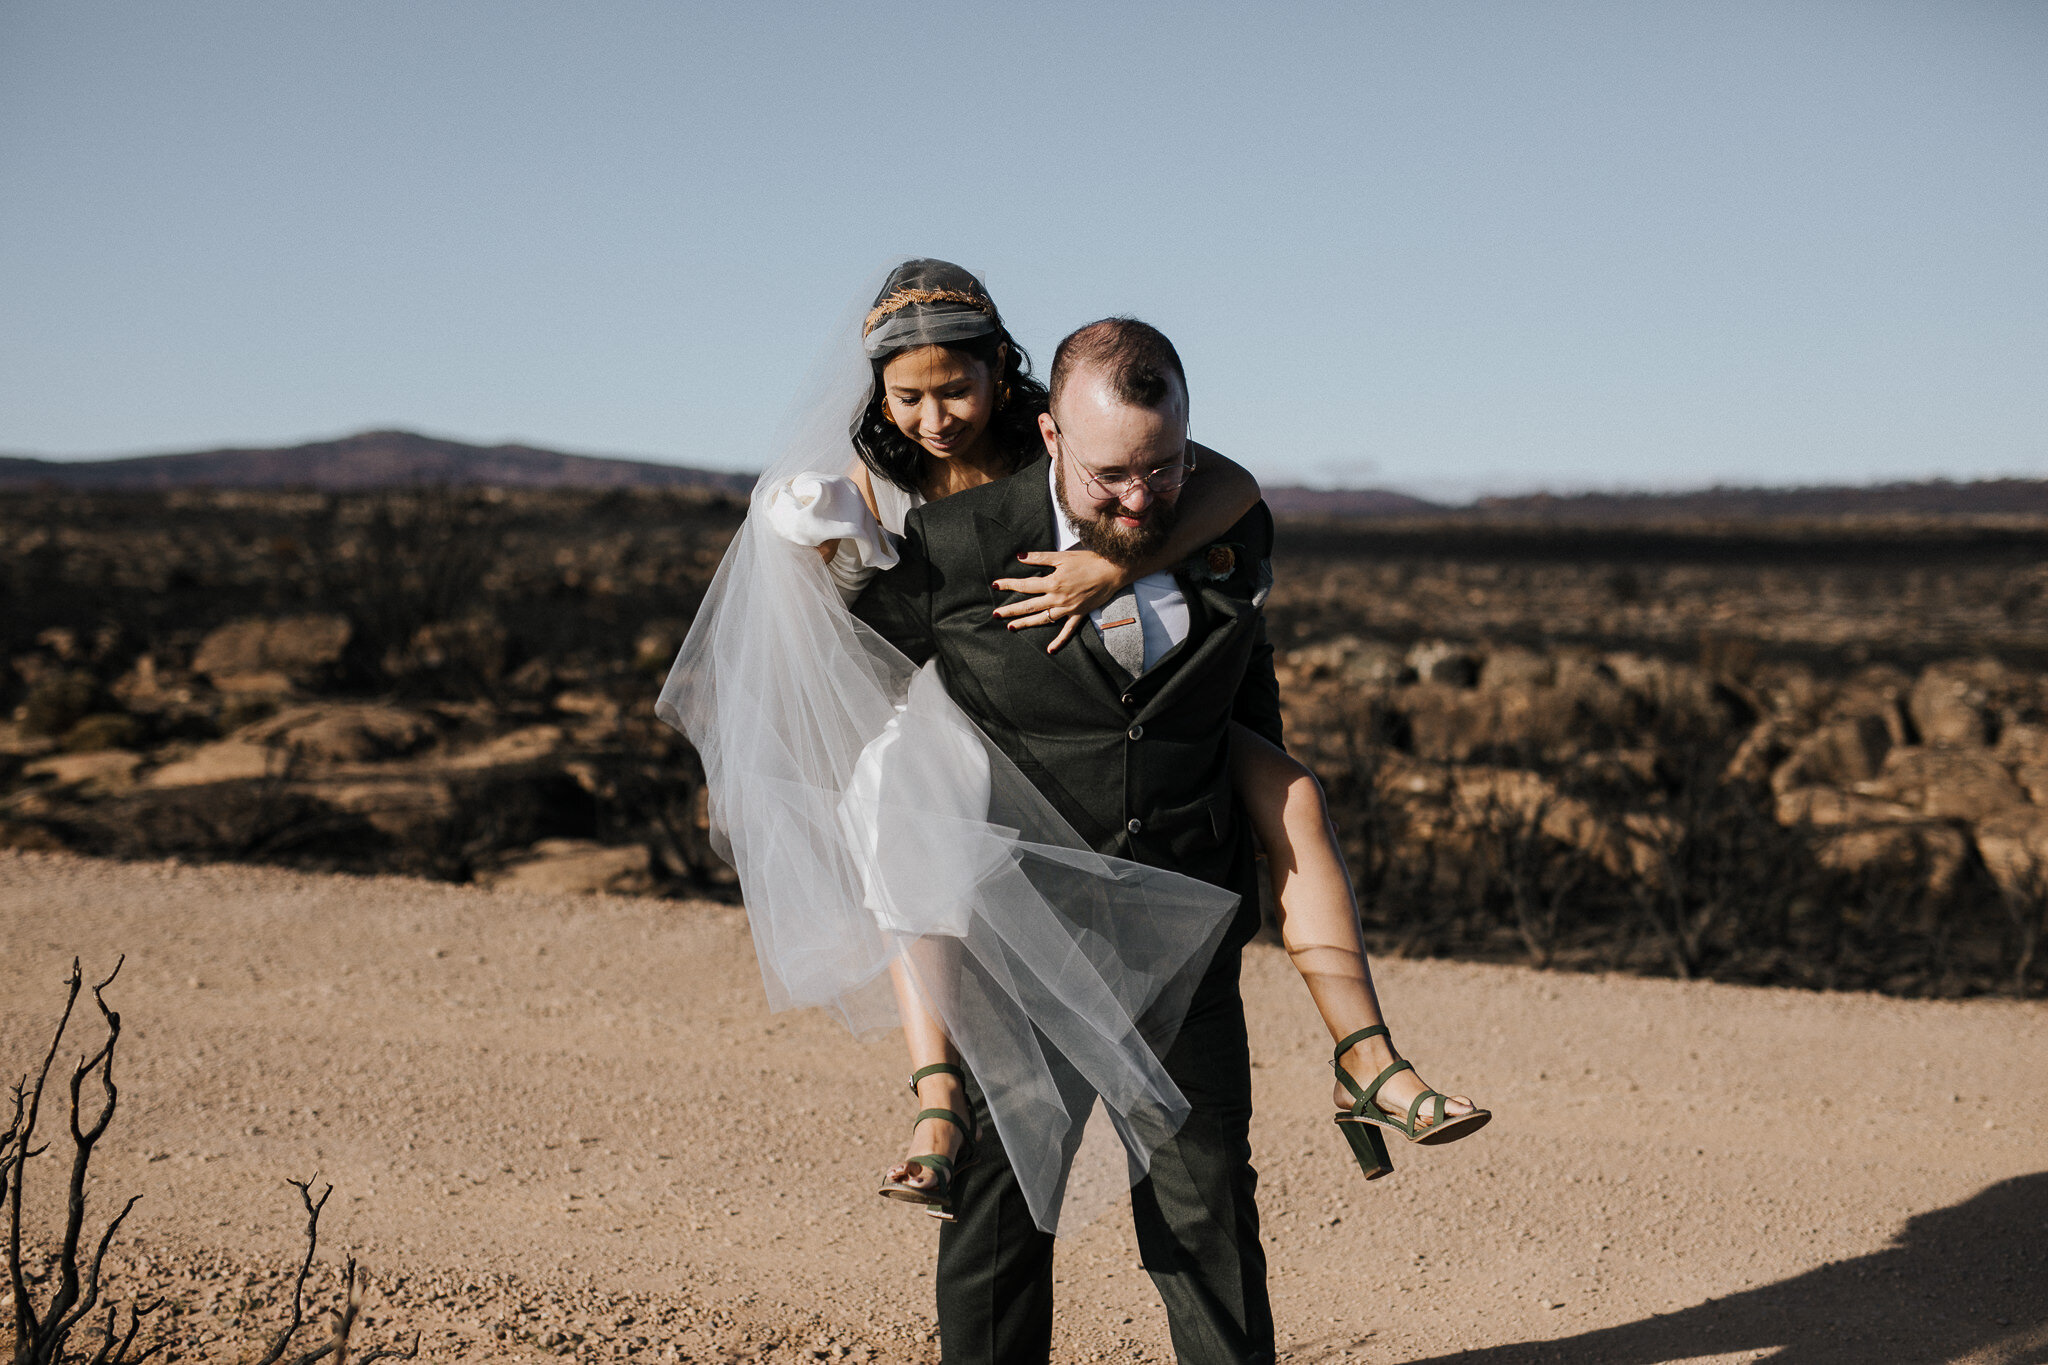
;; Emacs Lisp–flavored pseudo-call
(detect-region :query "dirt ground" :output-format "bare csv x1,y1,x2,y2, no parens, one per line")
3,848,2043,1364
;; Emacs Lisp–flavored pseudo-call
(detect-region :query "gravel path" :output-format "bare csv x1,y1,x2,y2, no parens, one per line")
3,850,2043,1363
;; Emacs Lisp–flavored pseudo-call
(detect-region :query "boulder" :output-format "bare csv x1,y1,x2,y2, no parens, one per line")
1908,662,1996,748
553,691,621,720
213,671,295,696
1396,676,1631,765
480,839,652,896
238,704,438,764
1774,786,1919,827
0,722,56,759
1769,715,1891,793
146,739,276,788
1813,823,1969,897
1479,646,1554,690
191,614,352,688
1827,667,1913,747
1338,639,1408,687
61,713,143,753
1603,652,1716,716
2013,766,2048,806
1574,747,1660,787
0,820,66,852
1282,635,1406,686
22,749,143,798
448,724,568,771
1449,766,1670,882
308,776,456,838
1994,721,2048,769
1972,808,2048,899
1862,746,2024,821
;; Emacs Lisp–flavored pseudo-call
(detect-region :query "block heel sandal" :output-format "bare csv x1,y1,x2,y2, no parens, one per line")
1333,1025,1490,1180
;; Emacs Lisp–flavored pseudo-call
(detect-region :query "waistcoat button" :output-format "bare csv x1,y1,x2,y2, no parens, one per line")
1127,725,1144,741
1126,818,1143,834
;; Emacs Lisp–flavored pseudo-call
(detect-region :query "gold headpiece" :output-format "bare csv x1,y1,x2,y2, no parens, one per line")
863,288,997,336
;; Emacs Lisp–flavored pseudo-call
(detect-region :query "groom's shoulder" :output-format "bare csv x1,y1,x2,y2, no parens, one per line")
1224,498,1276,558
905,454,1047,541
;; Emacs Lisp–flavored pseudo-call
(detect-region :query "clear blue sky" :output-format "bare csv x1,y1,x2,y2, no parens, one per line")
2,2,2042,499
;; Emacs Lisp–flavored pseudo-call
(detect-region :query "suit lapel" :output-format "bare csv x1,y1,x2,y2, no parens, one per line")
1133,575,1250,721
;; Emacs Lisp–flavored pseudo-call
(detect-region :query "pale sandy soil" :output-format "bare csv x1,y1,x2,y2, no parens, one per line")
3,849,2044,1364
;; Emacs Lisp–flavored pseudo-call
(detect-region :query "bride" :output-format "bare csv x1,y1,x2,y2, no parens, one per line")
658,259,1485,1234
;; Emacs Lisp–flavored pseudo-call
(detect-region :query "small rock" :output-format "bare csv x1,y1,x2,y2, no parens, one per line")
479,840,653,896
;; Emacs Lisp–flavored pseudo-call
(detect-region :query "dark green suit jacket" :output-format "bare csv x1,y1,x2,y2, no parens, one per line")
852,454,1283,950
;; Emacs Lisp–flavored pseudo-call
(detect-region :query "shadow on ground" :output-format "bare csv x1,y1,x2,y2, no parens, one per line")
1382,1172,2048,1364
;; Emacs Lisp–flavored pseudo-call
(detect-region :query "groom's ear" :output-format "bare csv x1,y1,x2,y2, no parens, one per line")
1037,412,1059,459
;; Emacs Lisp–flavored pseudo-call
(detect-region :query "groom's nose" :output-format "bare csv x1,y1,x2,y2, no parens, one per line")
1114,480,1154,515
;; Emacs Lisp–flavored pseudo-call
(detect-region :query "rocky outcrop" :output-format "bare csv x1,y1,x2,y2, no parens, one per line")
237,703,438,763
1279,633,2048,930
191,615,353,692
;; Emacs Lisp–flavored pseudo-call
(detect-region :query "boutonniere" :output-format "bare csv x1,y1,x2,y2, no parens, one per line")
1188,542,1242,583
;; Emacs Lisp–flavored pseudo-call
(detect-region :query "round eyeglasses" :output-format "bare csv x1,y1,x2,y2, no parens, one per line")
1048,419,1196,501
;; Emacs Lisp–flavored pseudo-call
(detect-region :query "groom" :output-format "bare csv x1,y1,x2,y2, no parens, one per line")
854,317,1281,1365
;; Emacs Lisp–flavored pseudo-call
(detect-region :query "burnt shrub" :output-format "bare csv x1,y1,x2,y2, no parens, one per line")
20,670,102,737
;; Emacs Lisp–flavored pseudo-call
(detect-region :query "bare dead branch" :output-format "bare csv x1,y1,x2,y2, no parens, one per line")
57,1193,143,1347
3,958,164,1365
43,957,127,1359
7,960,83,1361
250,1177,332,1365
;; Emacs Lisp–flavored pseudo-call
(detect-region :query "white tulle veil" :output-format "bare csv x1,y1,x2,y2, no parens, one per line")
655,265,1240,1233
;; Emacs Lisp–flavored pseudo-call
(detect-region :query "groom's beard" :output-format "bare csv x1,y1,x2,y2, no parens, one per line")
1055,468,1178,568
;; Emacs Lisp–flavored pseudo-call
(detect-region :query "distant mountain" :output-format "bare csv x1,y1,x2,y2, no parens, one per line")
7,431,2041,524
1261,486,1444,517
1266,478,2048,523
1468,480,2048,522
0,430,758,495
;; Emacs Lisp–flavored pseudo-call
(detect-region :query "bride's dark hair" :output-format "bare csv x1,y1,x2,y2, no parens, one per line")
851,258,1049,494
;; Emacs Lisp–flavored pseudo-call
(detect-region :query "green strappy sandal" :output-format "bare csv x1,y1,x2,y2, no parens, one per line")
1332,1025,1490,1180
876,1063,978,1221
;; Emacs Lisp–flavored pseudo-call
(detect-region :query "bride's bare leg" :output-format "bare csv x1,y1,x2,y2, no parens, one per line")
1229,724,1478,1126
882,954,970,1192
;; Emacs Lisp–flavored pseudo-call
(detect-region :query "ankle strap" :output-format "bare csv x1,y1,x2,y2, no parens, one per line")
908,1062,965,1093
1333,1025,1390,1057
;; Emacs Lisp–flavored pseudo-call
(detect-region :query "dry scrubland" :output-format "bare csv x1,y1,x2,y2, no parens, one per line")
5,490,2047,997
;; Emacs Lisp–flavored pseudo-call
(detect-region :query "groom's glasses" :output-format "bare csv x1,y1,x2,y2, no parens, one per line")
1048,419,1196,501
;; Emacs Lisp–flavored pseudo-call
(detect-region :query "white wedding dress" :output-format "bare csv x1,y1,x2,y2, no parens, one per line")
655,285,1239,1233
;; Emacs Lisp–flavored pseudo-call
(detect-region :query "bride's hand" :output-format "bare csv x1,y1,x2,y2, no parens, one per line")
992,550,1129,654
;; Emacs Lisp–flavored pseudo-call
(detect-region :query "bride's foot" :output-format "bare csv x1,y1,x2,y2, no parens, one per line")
882,1082,971,1193
1332,1029,1482,1138
878,1066,977,1216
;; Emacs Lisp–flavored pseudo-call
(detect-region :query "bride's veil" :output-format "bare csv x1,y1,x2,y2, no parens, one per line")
655,266,1240,1233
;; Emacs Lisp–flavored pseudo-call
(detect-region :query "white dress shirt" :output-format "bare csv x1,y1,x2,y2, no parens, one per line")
1049,463,1189,672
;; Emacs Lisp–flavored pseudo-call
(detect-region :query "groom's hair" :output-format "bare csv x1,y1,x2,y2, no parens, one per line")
1048,318,1187,412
